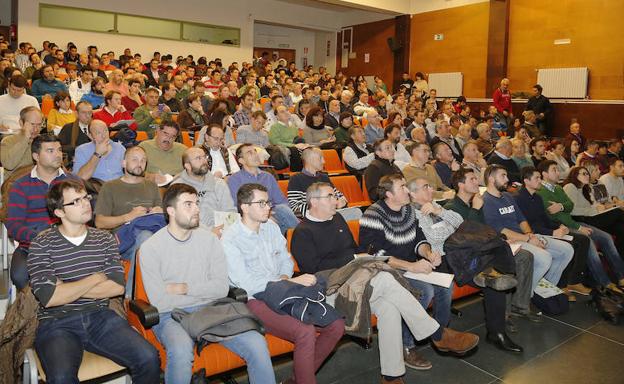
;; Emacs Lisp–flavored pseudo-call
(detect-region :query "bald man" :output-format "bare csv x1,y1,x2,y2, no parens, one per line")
73,119,126,181
487,138,521,184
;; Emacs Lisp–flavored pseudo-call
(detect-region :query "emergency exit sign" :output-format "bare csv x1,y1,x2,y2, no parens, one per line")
434,34,444,41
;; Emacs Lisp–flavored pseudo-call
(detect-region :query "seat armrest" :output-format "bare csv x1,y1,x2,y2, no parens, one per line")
128,299,160,329
228,286,248,303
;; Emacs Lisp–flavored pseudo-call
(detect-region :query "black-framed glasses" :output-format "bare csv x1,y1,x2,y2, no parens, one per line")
63,194,93,207
247,200,273,208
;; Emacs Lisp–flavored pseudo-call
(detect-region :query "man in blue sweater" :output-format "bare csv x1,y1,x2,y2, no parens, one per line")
30,64,67,103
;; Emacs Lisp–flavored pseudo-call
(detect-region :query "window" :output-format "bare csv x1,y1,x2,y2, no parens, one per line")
38,3,240,47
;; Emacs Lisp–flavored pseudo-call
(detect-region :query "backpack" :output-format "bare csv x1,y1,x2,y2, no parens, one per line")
531,293,569,316
266,145,289,170
111,125,139,148
591,288,624,325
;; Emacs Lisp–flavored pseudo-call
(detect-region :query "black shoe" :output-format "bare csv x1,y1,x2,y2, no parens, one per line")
473,268,518,291
510,309,543,323
486,332,523,353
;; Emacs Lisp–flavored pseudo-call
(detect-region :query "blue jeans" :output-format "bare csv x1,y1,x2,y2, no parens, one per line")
34,309,160,384
522,238,574,293
122,229,154,298
153,305,276,384
272,203,300,233
401,279,453,347
584,225,624,282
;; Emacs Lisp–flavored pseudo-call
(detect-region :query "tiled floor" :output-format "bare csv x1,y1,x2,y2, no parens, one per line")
228,294,624,384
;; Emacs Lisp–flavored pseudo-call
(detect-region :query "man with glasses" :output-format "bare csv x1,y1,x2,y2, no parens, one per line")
73,119,126,181
1,106,42,176
0,75,39,132
227,143,299,233
291,182,440,383
6,134,74,291
95,146,163,293
364,139,403,202
139,121,186,182
200,124,240,178
223,183,344,384
68,68,93,104
27,179,160,383
364,110,384,145
172,147,236,236
140,183,275,384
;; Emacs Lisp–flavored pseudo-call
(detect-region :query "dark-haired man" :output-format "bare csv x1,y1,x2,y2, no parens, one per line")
525,84,551,135
141,183,275,384
222,183,344,384
514,166,592,301
6,134,74,290
445,167,538,328
0,75,39,131
31,64,67,103
363,139,403,202
27,179,159,383
359,174,480,363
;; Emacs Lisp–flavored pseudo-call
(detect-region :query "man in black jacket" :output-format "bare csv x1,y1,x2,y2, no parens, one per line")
525,84,552,136
487,138,521,184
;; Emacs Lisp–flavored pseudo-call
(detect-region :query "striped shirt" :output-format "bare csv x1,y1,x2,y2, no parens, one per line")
287,170,345,218
27,227,125,321
6,168,73,247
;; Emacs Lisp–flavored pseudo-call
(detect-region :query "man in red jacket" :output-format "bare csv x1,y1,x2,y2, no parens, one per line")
492,78,513,133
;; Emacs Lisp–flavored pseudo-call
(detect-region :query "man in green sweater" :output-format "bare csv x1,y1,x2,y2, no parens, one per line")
537,160,624,290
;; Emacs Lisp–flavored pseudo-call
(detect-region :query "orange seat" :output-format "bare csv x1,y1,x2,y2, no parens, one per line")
41,97,54,117
259,98,271,111
361,178,371,202
181,131,193,148
330,175,371,208
127,254,295,377
359,117,368,127
171,114,178,123
322,149,348,175
277,179,289,198
136,131,148,141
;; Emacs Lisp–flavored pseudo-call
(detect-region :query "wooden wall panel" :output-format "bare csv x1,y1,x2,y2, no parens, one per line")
338,18,396,93
507,0,624,100
409,2,490,98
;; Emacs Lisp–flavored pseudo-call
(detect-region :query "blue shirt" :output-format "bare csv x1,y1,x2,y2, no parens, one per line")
222,220,294,297
364,124,384,145
226,168,288,206
482,191,525,234
73,140,125,181
30,78,68,103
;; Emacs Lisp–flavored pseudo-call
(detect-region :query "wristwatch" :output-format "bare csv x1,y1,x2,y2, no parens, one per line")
93,151,103,159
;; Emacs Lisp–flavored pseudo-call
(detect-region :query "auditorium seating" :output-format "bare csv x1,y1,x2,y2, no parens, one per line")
322,149,348,175
330,175,371,207
127,253,295,378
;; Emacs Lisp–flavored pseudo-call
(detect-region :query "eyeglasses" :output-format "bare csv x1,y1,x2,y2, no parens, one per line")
63,194,93,207
209,135,225,141
579,171,590,176
247,200,273,208
415,184,432,190
313,193,338,200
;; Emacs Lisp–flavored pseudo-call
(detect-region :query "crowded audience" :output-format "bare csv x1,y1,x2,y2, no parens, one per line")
2,39,624,384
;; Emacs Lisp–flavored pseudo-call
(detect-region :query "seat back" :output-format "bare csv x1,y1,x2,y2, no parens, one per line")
277,179,289,198
322,149,348,175
136,131,148,142
181,131,193,148
330,175,370,207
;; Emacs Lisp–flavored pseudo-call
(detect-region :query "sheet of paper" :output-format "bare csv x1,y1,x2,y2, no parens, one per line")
353,255,390,262
589,206,620,216
114,119,135,126
214,211,241,228
509,242,522,255
403,271,454,288
534,278,564,298
543,234,574,241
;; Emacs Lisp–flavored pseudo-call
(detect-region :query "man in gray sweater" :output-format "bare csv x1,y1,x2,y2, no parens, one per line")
172,147,236,237
139,183,275,384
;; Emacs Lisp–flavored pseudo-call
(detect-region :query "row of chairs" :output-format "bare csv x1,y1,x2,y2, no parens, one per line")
278,174,371,208
127,220,480,380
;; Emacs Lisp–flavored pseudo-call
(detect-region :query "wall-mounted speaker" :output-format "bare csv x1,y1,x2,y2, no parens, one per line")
387,37,403,52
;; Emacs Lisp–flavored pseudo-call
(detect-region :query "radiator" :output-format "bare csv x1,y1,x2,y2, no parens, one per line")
536,67,589,99
427,72,463,98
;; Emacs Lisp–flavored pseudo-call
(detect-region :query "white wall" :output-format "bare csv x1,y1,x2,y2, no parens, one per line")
0,0,11,26
254,23,317,69
314,31,337,75
410,0,488,14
